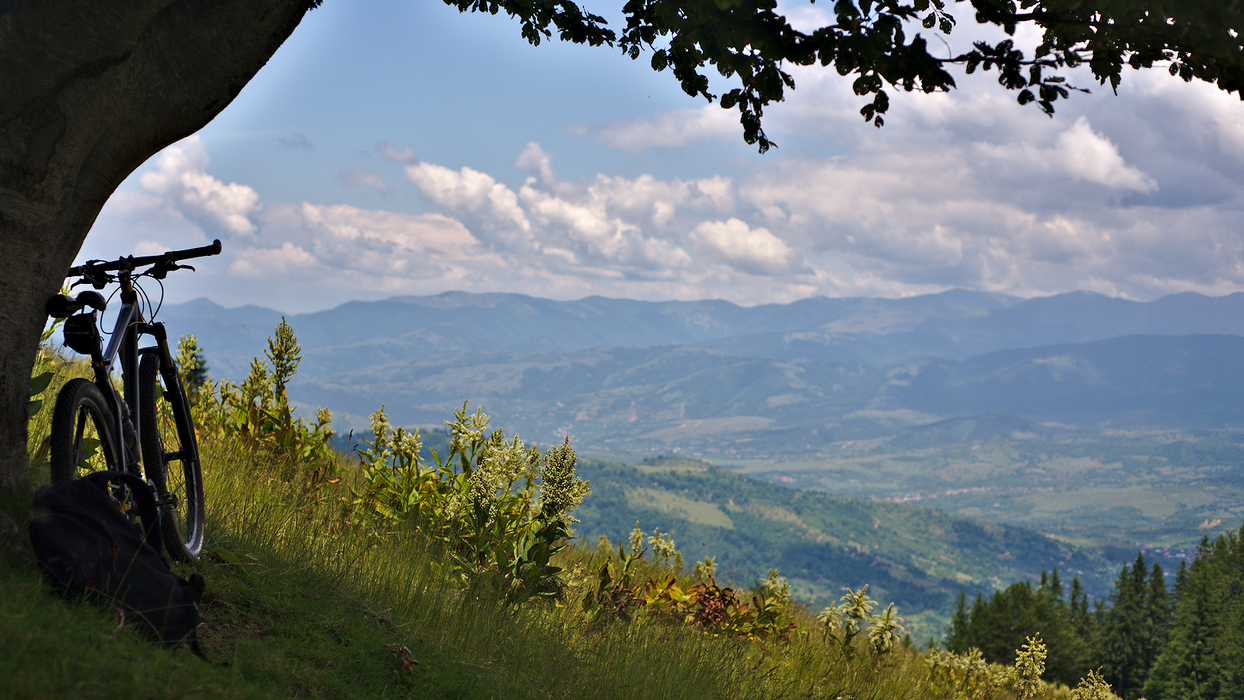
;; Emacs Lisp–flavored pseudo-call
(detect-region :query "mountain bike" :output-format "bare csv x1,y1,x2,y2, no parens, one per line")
45,240,222,562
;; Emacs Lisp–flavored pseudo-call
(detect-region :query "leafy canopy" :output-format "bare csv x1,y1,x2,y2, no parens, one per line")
438,0,1244,151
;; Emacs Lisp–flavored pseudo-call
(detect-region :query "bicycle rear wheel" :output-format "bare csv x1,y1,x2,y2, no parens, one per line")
139,353,205,562
49,378,122,482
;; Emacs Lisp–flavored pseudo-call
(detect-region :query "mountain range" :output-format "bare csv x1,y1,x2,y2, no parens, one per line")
161,288,1244,376
149,288,1244,610
155,289,1244,448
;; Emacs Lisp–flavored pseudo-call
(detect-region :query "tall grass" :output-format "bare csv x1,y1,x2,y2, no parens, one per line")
17,338,1090,699
202,435,774,698
198,428,1032,700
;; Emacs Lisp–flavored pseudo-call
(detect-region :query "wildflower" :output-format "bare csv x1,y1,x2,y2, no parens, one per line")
368,406,392,457
446,402,490,457
597,534,614,558
629,522,644,555
866,603,906,656
1071,668,1121,700
762,568,791,606
648,527,677,563
692,556,716,581
539,438,590,522
1013,634,1047,698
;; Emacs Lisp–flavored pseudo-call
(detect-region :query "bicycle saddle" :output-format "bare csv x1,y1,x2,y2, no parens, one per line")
46,291,107,318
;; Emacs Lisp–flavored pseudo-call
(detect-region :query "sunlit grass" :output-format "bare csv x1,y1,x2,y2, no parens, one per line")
12,349,1071,699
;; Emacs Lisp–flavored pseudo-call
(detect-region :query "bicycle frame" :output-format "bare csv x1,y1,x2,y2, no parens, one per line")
51,239,219,561
82,270,184,477
87,277,167,474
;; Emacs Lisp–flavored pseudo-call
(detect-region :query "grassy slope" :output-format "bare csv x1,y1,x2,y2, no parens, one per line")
9,349,1087,698
3,433,984,700
3,429,1092,699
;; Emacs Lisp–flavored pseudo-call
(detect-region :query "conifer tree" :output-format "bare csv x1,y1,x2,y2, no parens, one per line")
946,571,1089,686
1069,576,1095,644
1097,554,1152,699
1145,533,1236,700
949,590,970,644
1172,559,1190,605
1144,561,1172,678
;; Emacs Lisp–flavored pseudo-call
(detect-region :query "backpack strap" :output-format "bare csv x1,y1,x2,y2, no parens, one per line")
79,471,162,556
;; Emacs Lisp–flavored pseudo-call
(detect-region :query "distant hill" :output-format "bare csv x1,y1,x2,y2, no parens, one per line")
149,289,1244,446
285,334,1244,455
147,290,1244,584
573,456,1110,636
158,289,1244,380
896,334,1244,427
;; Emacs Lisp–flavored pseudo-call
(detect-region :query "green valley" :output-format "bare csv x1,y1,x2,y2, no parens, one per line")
571,455,1110,638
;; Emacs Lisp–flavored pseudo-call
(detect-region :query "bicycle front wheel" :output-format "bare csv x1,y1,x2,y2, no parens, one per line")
49,379,122,482
139,352,205,562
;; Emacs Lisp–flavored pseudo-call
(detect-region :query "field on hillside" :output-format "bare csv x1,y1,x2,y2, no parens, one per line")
569,456,1110,639
715,429,1244,559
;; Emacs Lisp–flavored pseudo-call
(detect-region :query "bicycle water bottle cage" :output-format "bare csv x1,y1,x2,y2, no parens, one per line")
46,291,107,318
62,312,102,357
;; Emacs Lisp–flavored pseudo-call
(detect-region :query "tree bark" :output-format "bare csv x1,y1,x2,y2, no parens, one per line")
0,0,316,494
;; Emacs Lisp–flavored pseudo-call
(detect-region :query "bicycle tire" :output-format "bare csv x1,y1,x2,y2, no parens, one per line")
49,378,123,482
138,353,205,562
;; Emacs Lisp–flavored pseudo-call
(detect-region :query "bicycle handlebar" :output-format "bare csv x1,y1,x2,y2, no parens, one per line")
67,239,222,277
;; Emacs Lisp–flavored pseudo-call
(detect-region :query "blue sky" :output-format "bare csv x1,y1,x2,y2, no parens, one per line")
82,0,1244,313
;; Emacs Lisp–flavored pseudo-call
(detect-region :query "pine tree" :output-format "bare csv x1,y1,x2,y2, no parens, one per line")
945,573,1089,686
1173,559,1190,604
1215,524,1244,699
1145,562,1171,674
1069,576,1095,643
1097,554,1151,699
949,590,970,645
1145,531,1241,700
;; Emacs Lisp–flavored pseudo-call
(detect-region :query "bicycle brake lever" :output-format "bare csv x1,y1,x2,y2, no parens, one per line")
149,255,176,279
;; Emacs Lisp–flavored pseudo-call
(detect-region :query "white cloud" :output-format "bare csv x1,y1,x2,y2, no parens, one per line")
376,141,418,163
691,219,809,276
215,202,511,300
1053,118,1157,191
230,242,316,278
516,142,556,185
973,117,1157,192
402,162,532,247
569,105,738,152
92,63,1244,311
340,168,389,194
138,135,260,236
402,146,742,274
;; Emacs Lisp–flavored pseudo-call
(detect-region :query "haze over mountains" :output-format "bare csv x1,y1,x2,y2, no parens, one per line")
159,289,1244,449
166,289,1244,373
160,288,1244,579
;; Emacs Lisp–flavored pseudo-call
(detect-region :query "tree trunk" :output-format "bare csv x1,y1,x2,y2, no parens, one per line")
0,0,316,494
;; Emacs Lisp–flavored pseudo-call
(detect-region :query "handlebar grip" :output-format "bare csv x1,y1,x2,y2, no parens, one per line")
170,239,222,261
65,239,223,277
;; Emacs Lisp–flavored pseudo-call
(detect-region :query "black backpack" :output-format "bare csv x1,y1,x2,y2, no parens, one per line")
28,471,204,649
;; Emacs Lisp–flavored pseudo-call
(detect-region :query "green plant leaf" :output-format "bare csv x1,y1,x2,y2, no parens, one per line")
29,370,53,396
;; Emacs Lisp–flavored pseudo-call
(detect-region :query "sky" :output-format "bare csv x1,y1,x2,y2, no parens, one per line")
80,0,1244,313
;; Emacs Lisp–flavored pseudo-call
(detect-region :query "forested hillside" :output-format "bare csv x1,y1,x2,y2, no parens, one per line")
572,456,1107,635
